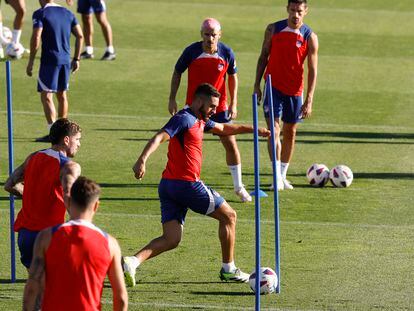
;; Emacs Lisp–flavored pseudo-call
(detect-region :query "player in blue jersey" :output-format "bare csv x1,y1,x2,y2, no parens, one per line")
67,0,115,60
122,84,270,287
26,0,83,143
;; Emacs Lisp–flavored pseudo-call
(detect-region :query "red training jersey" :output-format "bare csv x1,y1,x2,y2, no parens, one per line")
14,149,69,232
161,108,215,181
42,220,112,311
265,19,312,96
175,41,237,113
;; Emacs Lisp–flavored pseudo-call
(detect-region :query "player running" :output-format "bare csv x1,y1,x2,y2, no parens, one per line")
4,118,82,271
122,83,270,287
254,0,318,190
168,18,252,203
23,176,128,311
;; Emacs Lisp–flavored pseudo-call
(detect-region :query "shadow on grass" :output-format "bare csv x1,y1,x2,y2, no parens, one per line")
0,279,26,284
354,172,414,180
298,131,414,140
190,291,251,296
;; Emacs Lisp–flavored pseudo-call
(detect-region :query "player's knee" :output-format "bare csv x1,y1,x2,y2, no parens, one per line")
164,234,181,250
224,208,237,226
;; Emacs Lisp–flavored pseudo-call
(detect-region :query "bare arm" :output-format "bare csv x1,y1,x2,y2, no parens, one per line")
168,70,182,115
227,73,238,120
60,161,81,210
26,27,42,77
209,123,270,137
301,32,318,119
253,24,273,102
23,229,51,311
4,155,32,197
71,24,84,73
132,130,170,180
107,236,128,311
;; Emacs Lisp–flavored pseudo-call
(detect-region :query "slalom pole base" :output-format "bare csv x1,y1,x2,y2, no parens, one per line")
250,189,268,197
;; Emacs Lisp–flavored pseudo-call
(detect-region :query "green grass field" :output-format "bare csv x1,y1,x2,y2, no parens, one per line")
1,0,414,310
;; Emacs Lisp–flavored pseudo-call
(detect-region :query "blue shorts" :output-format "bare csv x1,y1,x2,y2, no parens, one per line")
209,110,232,124
263,87,303,123
158,178,225,225
77,0,106,14
17,228,40,269
37,64,70,93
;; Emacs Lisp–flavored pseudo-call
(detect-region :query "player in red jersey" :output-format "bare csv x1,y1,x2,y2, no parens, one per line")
4,118,82,270
254,0,318,190
23,176,128,311
122,84,270,287
168,18,252,203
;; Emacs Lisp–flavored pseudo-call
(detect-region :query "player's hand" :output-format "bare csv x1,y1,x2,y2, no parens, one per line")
168,99,178,115
71,59,80,74
258,127,271,137
132,159,146,180
228,104,238,120
253,84,262,104
26,62,33,77
66,0,74,5
300,98,313,119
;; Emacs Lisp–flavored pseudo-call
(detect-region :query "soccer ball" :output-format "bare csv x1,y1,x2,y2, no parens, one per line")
249,267,278,295
329,165,353,188
6,42,25,59
306,163,330,187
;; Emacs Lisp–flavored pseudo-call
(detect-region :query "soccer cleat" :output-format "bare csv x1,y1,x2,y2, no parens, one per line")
235,186,252,203
101,51,116,61
122,256,137,287
270,179,284,191
35,134,51,143
282,179,294,190
219,268,250,283
80,51,94,59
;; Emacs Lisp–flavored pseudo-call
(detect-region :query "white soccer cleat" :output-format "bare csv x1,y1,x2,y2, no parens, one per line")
219,268,250,283
270,179,284,191
235,186,252,202
282,179,294,190
122,256,137,287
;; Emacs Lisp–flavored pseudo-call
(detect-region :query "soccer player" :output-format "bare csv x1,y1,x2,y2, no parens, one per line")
253,0,318,190
122,83,270,287
70,0,116,60
26,0,83,143
4,118,82,270
168,18,252,202
23,176,128,311
0,0,26,49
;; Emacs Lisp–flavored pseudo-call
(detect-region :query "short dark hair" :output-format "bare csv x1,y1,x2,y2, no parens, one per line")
194,83,221,100
288,0,307,5
49,118,81,145
70,176,101,211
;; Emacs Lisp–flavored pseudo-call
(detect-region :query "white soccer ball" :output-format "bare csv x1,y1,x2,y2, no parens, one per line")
306,163,330,187
6,42,25,59
329,165,353,188
249,267,278,295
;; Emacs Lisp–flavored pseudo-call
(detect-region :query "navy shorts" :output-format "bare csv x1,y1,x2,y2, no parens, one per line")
263,86,303,123
158,178,225,225
209,110,232,124
17,228,40,269
37,64,70,93
77,0,106,14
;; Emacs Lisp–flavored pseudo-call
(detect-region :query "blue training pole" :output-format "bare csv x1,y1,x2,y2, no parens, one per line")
252,93,261,310
265,75,281,293
6,60,16,283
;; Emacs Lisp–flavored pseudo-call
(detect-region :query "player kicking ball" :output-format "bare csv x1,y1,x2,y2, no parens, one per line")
123,83,270,286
